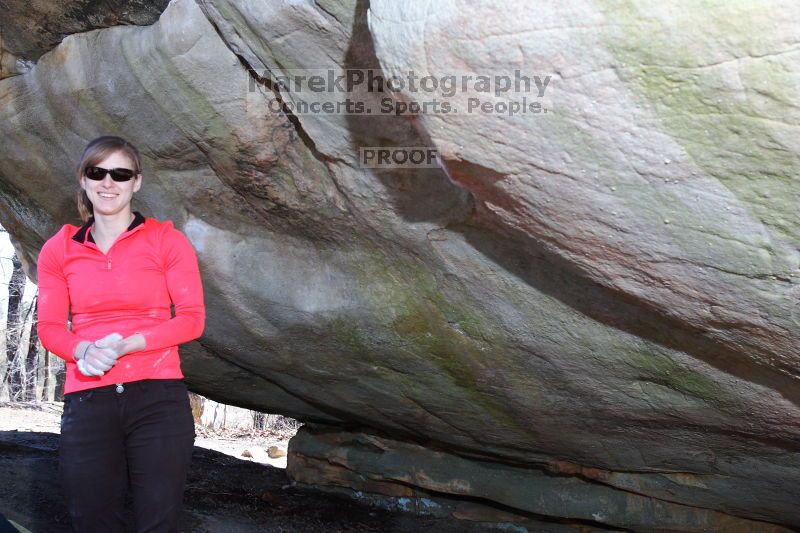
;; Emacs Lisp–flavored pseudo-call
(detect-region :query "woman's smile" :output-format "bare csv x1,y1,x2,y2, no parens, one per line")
81,149,141,215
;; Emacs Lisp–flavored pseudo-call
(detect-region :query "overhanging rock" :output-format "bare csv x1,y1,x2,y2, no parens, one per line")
0,0,798,529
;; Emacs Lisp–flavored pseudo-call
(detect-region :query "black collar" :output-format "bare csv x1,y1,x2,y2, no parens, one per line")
72,211,145,244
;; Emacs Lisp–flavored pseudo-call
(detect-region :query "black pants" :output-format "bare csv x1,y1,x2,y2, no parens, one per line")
59,379,196,533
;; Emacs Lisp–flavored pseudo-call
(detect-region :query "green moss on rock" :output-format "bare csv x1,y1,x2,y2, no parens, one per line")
598,0,800,245
625,349,722,403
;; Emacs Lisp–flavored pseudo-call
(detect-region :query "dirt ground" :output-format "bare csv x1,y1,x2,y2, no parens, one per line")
0,402,505,533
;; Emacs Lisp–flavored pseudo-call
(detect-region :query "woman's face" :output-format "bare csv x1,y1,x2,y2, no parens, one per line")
80,150,142,218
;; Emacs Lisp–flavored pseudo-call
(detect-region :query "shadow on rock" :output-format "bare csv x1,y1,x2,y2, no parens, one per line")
0,430,504,533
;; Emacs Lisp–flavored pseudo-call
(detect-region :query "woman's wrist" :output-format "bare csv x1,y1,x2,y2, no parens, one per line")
73,340,92,363
121,333,147,355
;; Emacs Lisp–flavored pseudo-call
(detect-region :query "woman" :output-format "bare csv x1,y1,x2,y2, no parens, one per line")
36,135,206,532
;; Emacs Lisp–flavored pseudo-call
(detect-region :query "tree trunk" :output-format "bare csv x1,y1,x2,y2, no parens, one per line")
24,294,39,402
43,348,51,402
189,392,205,424
54,356,65,401
4,252,25,401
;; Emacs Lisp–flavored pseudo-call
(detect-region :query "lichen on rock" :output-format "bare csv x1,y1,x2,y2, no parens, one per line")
0,0,799,530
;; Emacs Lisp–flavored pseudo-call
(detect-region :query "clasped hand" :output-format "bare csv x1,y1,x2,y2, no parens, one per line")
76,333,126,377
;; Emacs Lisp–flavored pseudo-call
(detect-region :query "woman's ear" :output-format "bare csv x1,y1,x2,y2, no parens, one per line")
133,174,142,193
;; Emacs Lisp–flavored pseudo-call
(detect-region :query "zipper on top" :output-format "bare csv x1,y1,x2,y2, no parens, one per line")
78,223,145,270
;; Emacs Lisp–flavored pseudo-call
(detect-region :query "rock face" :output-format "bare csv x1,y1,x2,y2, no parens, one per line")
0,0,798,530
288,425,791,532
0,0,170,62
0,35,25,80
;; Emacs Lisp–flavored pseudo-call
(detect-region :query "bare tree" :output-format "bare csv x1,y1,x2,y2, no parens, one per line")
3,252,25,399
54,351,66,401
23,294,39,401
42,347,52,401
0,229,65,403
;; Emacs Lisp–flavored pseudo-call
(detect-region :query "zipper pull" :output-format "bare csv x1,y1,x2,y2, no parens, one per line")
107,258,112,270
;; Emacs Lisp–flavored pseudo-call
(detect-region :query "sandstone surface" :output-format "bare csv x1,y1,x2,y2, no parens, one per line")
0,1,797,530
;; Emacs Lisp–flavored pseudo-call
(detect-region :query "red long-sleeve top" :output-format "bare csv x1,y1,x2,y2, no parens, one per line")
36,211,205,394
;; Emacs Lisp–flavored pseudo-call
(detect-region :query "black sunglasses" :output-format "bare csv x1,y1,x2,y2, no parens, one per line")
84,166,138,182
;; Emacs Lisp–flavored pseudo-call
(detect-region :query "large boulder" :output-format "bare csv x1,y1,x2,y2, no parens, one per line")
0,0,170,62
0,0,797,530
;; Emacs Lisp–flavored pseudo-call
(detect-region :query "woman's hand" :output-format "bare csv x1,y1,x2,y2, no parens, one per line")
95,332,146,357
76,342,121,377
74,333,148,377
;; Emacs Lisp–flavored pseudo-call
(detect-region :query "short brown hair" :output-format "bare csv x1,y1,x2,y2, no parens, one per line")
75,136,142,222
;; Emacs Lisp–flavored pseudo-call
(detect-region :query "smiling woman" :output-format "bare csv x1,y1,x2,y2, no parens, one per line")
76,138,142,228
36,135,205,532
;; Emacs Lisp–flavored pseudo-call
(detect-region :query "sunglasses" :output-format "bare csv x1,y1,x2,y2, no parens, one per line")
84,166,138,182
